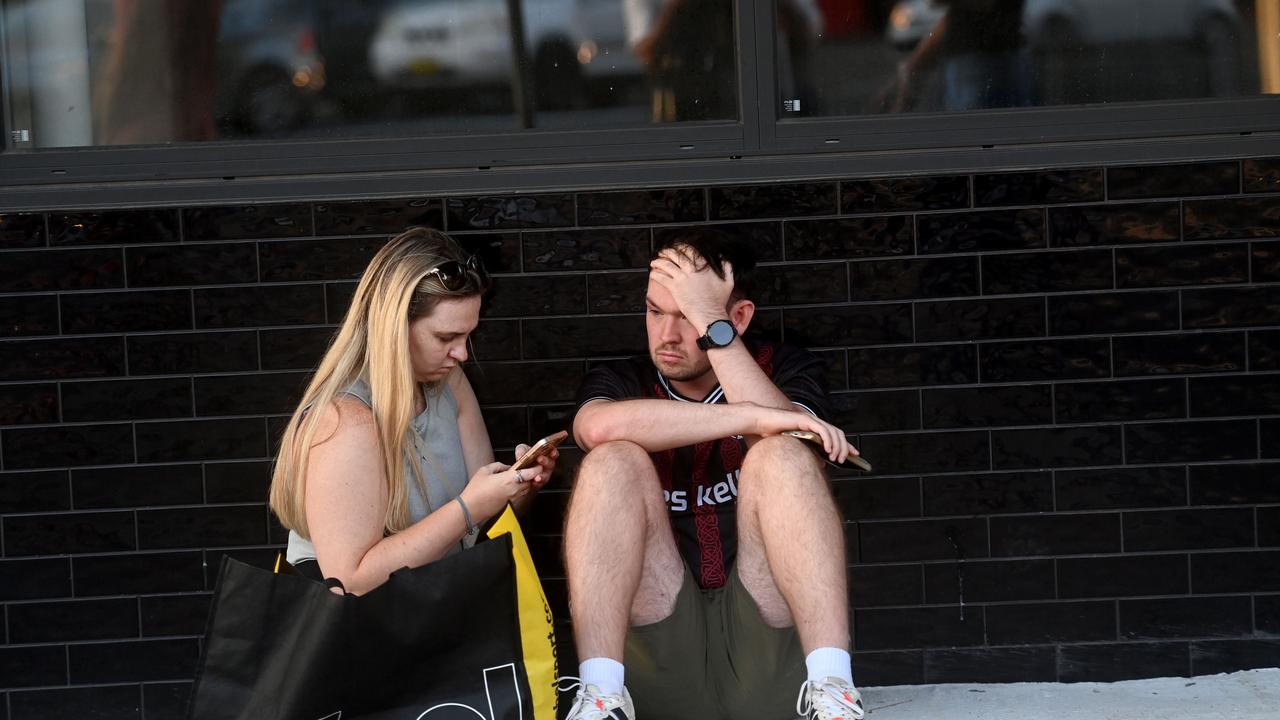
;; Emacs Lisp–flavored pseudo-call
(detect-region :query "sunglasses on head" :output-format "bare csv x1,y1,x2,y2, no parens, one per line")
425,254,486,291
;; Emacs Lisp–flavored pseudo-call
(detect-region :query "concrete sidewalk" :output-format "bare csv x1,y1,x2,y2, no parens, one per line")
862,668,1280,719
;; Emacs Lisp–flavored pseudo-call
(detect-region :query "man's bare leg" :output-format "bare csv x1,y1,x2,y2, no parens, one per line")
734,435,849,652
564,440,685,662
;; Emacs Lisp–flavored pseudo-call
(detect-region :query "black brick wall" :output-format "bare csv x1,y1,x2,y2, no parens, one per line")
2,157,1279,714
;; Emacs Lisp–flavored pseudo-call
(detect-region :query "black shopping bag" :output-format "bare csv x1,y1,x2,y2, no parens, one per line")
188,508,556,720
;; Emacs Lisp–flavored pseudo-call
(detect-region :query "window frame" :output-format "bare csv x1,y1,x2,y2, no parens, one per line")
1,0,1277,193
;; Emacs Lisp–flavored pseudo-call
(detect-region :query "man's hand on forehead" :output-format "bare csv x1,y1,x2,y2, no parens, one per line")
650,245,735,330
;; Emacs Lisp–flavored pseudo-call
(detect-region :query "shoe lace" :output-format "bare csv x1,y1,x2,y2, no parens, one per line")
796,678,865,720
557,676,628,720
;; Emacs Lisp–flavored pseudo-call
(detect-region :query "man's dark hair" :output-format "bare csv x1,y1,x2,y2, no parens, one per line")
654,228,757,302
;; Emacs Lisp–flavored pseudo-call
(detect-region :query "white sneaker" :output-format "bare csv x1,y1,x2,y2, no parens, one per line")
560,678,636,720
796,676,865,720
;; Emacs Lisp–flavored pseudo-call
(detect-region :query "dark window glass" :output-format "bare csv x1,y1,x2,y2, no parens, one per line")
778,0,1277,118
1,0,737,150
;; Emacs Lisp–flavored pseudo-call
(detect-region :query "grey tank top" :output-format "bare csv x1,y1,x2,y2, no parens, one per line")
286,377,472,564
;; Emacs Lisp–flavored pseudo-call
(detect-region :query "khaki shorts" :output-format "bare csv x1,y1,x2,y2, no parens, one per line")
623,564,806,720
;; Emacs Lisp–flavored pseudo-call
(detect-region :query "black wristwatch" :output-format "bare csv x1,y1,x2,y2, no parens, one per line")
697,319,738,350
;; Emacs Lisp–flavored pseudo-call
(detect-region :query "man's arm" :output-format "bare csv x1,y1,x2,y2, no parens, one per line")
574,397,849,455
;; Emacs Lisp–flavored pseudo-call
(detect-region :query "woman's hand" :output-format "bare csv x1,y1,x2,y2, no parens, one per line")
458,461,536,524
512,442,558,489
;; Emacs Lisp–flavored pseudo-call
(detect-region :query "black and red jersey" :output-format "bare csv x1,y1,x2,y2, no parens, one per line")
574,340,832,590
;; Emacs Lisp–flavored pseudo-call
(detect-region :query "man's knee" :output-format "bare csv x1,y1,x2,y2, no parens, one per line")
572,440,658,497
742,435,821,475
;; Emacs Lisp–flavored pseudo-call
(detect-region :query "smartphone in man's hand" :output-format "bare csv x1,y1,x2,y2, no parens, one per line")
511,430,569,472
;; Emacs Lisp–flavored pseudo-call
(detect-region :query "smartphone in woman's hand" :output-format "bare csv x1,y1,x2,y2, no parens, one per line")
511,430,569,472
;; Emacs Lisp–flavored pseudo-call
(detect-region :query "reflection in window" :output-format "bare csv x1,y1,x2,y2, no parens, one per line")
0,0,737,150
781,0,1278,118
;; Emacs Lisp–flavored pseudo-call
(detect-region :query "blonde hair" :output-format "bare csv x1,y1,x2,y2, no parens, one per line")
269,227,489,538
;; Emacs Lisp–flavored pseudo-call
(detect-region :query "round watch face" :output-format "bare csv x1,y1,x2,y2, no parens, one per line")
706,320,736,347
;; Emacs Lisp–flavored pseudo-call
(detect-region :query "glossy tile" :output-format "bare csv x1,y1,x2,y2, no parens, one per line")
141,594,212,637
523,227,650,272
127,331,258,375
1054,378,1185,423
126,242,257,287
446,193,574,230
0,384,58,425
916,297,1045,342
1123,508,1254,552
0,294,58,338
855,430,990,475
0,646,66,688
1058,642,1190,682
989,512,1121,556
486,274,587,317
922,558,1055,604
1184,197,1280,240
69,638,198,683
259,327,336,370
1192,639,1280,676
1125,419,1257,464
137,506,267,549
7,598,138,642
917,209,1044,254
314,198,443,235
922,385,1052,428
0,470,69,513
1190,463,1280,505
577,188,705,225
981,249,1113,294
848,563,924,607
1048,290,1179,335
1188,374,1280,417
1120,596,1252,639
829,389,921,432
923,471,1053,516
848,344,979,388
61,289,193,334
0,336,125,381
831,476,921,519
453,231,522,272
848,256,978,301
1116,243,1248,288
1113,331,1245,376
1058,554,1189,598
1252,239,1280,282
522,316,647,359
979,338,1110,382
0,248,124,292
1055,466,1188,511
783,303,913,348
194,284,326,328
986,601,1117,643
586,271,648,314
841,175,969,213
466,361,585,404
205,461,272,503
708,182,837,220
0,212,47,248
1108,161,1239,199
50,209,179,246
854,605,985,650
61,377,192,421
183,203,311,241
72,465,204,509
754,262,848,305
194,372,310,416
1190,550,1280,594
925,647,1057,684
135,418,268,462
974,168,1103,206
1182,286,1280,330
1049,202,1180,247
2,424,135,469
784,216,912,260
3,511,135,556
0,558,71,601
992,425,1123,469
1243,157,1280,194
258,237,386,282
72,551,205,596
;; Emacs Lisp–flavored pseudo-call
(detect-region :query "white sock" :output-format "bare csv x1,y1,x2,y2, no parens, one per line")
579,657,625,696
805,647,854,685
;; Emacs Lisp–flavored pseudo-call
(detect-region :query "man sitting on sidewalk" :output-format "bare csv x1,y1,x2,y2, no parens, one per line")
562,229,865,720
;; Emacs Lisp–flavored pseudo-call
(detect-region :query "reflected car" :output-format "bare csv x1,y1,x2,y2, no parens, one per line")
368,0,643,109
215,0,328,136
